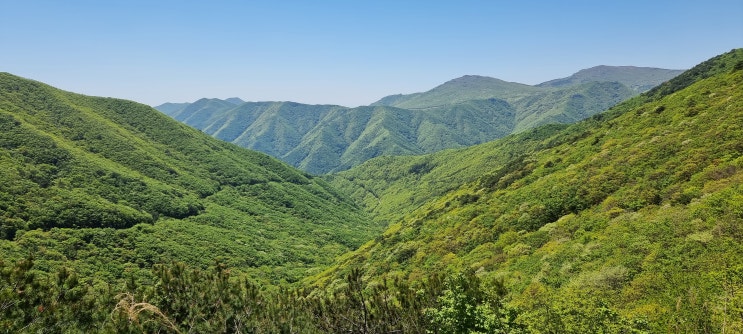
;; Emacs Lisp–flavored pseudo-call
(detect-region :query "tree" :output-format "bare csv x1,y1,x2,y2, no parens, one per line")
425,271,520,333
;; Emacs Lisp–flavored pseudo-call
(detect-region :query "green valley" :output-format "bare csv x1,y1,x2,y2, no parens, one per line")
0,50,740,333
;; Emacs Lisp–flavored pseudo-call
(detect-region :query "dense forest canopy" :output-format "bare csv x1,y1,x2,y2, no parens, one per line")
0,49,741,332
0,71,382,285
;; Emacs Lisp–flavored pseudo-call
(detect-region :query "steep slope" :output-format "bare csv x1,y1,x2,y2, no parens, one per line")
0,73,381,283
321,49,743,331
511,81,634,132
164,97,241,129
225,102,343,159
538,65,685,92
157,99,517,174
286,100,517,173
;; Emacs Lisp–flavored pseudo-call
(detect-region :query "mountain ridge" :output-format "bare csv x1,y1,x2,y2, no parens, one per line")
158,98,520,173
370,74,540,109
370,66,683,109
537,65,685,92
156,66,680,173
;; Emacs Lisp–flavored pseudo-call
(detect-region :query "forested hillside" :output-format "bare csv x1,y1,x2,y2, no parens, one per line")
159,98,518,174
0,51,738,333
320,48,743,332
0,72,381,285
158,66,680,174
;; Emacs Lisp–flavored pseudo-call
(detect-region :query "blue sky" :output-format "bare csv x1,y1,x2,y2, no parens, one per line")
1,1,742,107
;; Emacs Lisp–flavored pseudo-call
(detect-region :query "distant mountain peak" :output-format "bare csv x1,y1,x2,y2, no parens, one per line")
451,74,497,80
371,74,537,109
538,65,685,92
442,75,510,86
225,97,245,105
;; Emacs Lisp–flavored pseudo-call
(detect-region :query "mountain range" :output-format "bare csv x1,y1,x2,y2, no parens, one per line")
0,50,740,332
156,66,683,174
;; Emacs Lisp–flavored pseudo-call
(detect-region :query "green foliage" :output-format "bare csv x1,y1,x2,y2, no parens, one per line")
0,72,381,284
2,256,518,333
426,272,521,334
0,256,104,332
321,49,743,331
0,49,740,332
645,48,743,100
159,98,519,174
511,81,634,132
158,67,680,174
